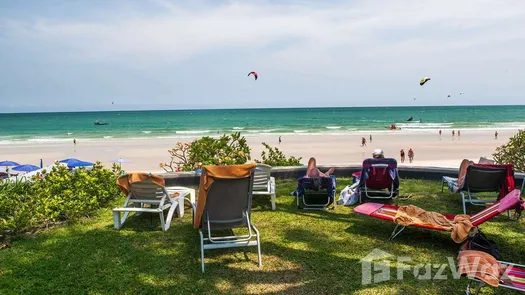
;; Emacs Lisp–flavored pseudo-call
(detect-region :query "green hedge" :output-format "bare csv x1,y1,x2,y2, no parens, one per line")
0,162,122,234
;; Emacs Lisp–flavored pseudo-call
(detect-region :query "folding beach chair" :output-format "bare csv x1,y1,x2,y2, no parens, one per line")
252,164,276,210
459,165,508,214
195,164,262,273
354,158,399,203
353,189,523,241
459,249,525,294
295,176,336,210
464,260,525,294
113,173,192,231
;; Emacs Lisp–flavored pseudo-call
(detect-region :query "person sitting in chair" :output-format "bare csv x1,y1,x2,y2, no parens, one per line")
290,157,335,196
372,149,385,159
306,157,334,178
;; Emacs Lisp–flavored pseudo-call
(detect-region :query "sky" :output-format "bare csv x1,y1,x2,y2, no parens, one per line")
1,0,525,113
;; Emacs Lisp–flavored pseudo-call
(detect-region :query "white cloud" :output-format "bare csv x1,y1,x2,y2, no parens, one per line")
2,0,524,70
1,0,525,109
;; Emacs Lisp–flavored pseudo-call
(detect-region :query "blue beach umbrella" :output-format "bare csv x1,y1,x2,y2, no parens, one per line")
59,158,94,168
12,164,40,172
0,160,20,177
0,161,20,167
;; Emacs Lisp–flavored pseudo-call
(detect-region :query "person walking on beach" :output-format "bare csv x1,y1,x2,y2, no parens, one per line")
439,130,442,137
279,136,281,145
73,138,77,146
361,137,367,147
452,130,455,137
495,131,498,139
458,130,461,138
408,148,414,163
369,134,372,143
400,149,405,163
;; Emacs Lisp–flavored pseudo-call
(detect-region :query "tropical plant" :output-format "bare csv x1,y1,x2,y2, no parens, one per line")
0,162,122,234
493,129,525,172
161,132,251,172
256,142,302,166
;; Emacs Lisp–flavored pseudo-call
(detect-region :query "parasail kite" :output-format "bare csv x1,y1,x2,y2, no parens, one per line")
420,77,431,86
447,94,451,98
248,71,258,80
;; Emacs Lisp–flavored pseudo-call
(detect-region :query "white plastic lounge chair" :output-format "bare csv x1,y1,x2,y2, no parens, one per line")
252,164,276,210
113,174,191,231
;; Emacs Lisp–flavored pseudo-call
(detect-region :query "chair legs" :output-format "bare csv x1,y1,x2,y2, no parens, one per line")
252,223,262,268
461,192,467,214
199,224,262,273
389,224,406,241
199,230,205,273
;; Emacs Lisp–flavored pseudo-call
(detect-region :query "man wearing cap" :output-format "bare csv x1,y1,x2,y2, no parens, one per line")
372,149,384,159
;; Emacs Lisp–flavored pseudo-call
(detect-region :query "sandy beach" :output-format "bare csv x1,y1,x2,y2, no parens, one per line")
0,129,515,173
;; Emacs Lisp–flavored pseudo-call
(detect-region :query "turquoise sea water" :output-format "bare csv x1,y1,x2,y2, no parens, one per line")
1,106,524,143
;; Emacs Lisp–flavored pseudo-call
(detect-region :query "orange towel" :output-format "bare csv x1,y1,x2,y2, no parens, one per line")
116,172,166,196
194,163,256,229
458,250,501,287
394,205,473,243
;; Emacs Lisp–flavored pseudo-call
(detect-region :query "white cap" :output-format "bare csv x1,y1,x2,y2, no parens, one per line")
372,149,384,156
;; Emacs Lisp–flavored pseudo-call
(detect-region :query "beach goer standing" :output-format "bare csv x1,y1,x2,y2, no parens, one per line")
279,136,282,145
73,138,77,146
400,149,405,163
452,130,455,137
439,130,442,136
495,131,498,139
361,137,367,147
458,130,461,138
408,148,414,163
369,134,373,143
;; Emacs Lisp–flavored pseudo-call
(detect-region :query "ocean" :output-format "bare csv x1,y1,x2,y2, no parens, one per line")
1,105,524,144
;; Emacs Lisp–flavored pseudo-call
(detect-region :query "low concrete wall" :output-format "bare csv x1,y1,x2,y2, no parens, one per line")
160,165,525,188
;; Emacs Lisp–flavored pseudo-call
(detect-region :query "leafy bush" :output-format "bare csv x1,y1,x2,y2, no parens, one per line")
493,129,525,172
161,132,251,172
0,162,122,234
256,142,303,166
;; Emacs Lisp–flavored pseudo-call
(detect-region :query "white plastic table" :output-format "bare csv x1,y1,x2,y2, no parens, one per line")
166,186,196,218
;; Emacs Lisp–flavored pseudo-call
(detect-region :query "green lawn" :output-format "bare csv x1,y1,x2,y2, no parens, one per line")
0,178,523,294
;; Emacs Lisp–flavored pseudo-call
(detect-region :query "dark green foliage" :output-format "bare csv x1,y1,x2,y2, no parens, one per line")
0,162,122,233
493,129,525,172
161,132,251,172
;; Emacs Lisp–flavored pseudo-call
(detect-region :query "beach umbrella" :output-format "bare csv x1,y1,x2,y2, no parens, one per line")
59,158,94,168
0,160,20,178
110,158,130,167
0,161,20,167
12,164,40,172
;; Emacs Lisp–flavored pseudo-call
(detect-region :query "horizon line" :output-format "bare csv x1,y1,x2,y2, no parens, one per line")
1,103,525,115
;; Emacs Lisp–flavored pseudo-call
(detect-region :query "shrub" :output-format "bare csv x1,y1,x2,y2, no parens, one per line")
256,142,303,166
0,162,122,234
161,132,251,172
493,129,525,172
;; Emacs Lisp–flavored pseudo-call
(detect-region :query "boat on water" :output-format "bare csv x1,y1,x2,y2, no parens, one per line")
94,120,109,126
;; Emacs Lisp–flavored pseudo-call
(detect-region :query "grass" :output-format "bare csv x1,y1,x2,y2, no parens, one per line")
0,178,523,294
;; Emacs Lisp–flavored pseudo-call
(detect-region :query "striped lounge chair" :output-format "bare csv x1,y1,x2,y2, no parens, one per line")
353,189,523,240
465,260,525,293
